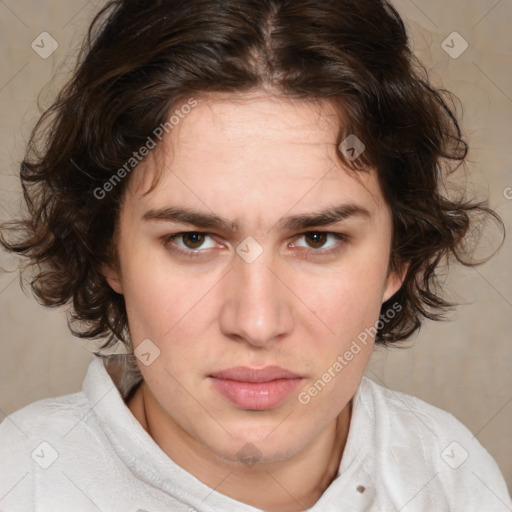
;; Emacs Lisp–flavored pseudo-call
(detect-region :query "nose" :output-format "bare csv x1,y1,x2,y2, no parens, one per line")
218,246,295,348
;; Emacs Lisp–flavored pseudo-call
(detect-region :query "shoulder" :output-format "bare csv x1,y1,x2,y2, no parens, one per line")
0,392,93,509
0,392,92,473
357,376,512,509
0,391,90,441
359,375,472,438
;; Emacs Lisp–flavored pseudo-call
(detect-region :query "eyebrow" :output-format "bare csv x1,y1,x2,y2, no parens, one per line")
142,203,371,232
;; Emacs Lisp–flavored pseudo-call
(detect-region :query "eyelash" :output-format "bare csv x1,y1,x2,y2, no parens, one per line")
163,231,349,258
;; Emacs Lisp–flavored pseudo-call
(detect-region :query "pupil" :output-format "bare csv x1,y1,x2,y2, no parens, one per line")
185,233,204,248
307,232,326,248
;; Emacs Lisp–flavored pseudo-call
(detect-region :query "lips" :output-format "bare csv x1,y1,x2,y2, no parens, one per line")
209,366,303,411
210,366,302,382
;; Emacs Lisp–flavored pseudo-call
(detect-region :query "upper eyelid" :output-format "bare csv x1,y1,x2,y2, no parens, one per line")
166,230,348,246
168,230,346,238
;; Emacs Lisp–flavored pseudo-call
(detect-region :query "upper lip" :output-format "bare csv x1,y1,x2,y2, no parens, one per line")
210,366,302,383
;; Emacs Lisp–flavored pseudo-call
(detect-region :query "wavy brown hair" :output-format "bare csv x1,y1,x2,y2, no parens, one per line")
0,0,504,353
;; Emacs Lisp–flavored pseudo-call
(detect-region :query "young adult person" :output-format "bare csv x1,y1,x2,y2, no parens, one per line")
1,1,510,510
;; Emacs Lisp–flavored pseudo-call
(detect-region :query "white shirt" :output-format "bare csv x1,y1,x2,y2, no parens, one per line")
0,356,510,511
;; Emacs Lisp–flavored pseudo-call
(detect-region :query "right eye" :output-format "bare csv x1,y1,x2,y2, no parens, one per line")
164,231,218,257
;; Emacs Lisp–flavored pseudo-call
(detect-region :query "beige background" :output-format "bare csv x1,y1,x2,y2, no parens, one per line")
0,0,511,492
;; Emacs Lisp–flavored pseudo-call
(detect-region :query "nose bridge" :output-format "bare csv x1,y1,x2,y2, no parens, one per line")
219,241,294,347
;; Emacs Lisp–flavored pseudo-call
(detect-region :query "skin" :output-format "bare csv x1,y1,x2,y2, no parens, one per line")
104,91,405,511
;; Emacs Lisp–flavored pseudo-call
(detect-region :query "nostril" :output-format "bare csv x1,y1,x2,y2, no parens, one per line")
356,485,366,494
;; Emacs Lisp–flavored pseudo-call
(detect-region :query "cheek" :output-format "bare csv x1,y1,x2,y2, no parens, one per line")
296,270,382,412
119,248,190,342
304,256,389,340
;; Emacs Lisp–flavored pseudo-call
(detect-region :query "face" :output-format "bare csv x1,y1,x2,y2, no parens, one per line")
105,91,404,464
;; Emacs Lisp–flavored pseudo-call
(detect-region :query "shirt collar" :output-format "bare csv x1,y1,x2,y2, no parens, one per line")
83,356,376,511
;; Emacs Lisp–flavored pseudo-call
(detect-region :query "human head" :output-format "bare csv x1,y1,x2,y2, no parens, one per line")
1,0,500,357
99,90,403,466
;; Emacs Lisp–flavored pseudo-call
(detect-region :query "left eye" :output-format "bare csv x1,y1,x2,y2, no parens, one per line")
293,232,347,252
164,231,347,256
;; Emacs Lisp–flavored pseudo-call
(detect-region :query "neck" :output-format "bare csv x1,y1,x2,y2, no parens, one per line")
128,382,351,512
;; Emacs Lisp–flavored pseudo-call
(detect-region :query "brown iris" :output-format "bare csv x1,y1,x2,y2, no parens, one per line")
304,232,327,249
181,233,206,249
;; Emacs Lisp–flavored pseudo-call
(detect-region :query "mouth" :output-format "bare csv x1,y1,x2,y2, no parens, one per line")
208,366,303,411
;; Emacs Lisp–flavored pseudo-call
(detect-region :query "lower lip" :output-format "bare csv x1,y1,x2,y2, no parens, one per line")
210,377,302,410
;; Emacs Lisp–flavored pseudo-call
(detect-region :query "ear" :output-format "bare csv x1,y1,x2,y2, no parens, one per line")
382,260,409,303
102,262,123,294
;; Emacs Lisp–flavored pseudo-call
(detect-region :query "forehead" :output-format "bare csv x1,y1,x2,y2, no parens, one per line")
179,91,339,147
124,91,387,224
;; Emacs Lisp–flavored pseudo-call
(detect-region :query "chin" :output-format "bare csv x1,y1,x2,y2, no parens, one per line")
201,423,309,466
210,441,304,466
